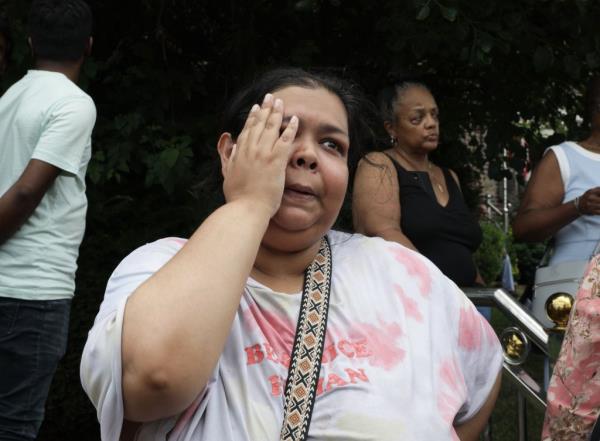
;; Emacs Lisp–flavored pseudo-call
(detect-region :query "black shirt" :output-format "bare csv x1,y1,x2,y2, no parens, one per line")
386,154,483,287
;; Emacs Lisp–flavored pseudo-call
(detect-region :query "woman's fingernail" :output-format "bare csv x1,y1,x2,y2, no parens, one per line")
263,93,273,105
274,98,283,111
250,104,260,113
290,115,298,126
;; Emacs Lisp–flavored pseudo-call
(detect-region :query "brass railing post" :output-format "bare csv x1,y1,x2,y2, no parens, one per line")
464,287,554,441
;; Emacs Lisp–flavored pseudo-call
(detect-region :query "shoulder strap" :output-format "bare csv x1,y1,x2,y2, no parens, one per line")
383,152,408,173
440,167,455,189
280,236,332,441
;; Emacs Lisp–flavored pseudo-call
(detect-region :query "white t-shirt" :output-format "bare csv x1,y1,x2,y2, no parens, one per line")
81,231,502,441
0,70,96,300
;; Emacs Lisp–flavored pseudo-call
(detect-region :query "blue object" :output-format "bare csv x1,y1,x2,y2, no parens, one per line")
501,253,515,293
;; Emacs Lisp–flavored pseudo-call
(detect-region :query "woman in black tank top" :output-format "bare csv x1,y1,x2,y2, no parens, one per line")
352,79,483,287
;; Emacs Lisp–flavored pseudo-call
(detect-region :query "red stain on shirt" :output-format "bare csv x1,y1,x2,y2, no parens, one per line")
393,284,423,322
347,321,405,371
388,246,432,297
458,305,483,351
242,302,295,357
165,237,188,247
437,357,467,427
439,357,466,392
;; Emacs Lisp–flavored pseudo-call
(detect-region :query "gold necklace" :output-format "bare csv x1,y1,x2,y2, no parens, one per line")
394,149,445,193
429,166,445,194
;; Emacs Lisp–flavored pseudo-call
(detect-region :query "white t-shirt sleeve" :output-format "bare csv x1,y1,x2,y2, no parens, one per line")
80,238,184,441
32,95,96,175
447,281,503,424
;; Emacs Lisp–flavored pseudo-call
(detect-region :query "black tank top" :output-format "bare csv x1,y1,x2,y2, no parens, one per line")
385,154,483,287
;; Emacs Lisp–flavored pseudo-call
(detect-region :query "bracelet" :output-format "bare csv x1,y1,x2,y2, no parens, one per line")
574,196,582,215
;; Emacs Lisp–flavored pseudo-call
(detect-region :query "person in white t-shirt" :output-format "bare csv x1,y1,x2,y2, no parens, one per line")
0,1,96,439
81,68,502,441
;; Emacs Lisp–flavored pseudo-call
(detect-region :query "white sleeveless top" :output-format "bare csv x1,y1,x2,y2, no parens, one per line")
546,142,600,264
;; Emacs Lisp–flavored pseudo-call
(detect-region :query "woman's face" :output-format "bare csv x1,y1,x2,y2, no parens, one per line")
390,85,439,153
263,85,350,251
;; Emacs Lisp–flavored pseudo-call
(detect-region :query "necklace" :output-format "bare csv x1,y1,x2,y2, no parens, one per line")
394,149,445,193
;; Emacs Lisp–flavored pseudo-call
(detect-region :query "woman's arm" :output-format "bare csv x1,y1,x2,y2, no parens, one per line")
474,271,485,286
352,152,418,250
454,372,502,441
512,150,578,242
121,95,299,422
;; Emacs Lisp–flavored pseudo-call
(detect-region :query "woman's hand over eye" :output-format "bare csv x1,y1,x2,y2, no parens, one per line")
222,94,298,218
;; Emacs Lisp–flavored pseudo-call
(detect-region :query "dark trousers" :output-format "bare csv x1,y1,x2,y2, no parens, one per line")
0,297,71,441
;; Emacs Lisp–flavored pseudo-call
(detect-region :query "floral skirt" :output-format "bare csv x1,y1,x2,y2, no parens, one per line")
542,254,600,440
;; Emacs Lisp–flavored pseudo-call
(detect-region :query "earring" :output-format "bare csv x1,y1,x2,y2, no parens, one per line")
390,136,397,146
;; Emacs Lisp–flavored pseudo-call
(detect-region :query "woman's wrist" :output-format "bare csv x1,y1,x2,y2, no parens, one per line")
227,198,274,224
573,196,583,216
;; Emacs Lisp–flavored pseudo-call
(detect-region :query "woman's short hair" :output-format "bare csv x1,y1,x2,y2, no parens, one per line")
378,76,432,124
220,67,375,174
28,0,92,62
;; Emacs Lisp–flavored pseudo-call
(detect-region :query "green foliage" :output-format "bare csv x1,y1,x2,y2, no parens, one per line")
2,0,598,439
474,223,531,286
474,222,507,284
505,228,521,281
511,240,548,285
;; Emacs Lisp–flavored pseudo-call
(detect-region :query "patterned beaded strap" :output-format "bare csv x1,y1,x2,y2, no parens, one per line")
280,236,332,441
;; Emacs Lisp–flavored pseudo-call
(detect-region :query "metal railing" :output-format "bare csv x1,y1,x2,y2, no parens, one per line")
464,287,550,441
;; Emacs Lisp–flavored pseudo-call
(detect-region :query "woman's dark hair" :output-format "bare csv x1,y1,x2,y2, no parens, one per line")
220,67,375,174
378,77,432,124
28,0,92,62
584,76,600,125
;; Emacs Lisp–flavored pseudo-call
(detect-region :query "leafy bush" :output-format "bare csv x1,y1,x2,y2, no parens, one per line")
511,240,548,286
474,221,507,285
474,219,548,289
1,0,595,439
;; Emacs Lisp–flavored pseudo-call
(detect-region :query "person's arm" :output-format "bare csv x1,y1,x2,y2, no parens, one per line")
0,93,96,246
454,372,502,440
474,271,485,286
512,150,600,242
0,159,60,245
352,152,418,250
121,95,299,422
